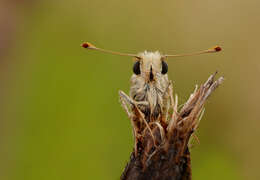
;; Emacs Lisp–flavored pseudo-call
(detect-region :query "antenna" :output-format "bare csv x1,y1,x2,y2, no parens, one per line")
164,46,222,58
81,42,139,58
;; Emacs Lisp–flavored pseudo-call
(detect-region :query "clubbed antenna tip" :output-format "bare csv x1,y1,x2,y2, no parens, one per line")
81,42,96,49
214,46,222,52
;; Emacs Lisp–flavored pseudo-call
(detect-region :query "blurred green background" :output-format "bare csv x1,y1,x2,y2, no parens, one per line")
0,0,259,179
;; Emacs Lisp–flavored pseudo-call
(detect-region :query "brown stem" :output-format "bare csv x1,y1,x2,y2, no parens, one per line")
121,73,223,180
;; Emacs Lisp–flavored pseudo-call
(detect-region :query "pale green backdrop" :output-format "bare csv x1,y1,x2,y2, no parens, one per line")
0,0,259,179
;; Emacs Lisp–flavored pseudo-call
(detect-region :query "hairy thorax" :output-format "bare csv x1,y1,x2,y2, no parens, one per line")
129,73,169,121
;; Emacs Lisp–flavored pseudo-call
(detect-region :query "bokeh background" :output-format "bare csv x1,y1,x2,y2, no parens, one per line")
0,0,259,179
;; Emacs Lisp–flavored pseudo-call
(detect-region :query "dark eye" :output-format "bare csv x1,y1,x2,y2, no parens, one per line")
161,61,168,74
133,61,141,75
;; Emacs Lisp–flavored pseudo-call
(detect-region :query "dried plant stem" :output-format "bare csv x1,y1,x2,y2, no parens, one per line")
120,72,224,180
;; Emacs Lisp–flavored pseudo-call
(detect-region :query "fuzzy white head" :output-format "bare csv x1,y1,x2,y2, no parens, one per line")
130,51,169,119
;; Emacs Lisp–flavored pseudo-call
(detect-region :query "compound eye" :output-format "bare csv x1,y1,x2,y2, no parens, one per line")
133,61,141,75
161,61,168,74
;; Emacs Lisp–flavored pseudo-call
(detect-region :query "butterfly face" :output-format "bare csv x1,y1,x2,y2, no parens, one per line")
130,51,170,119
